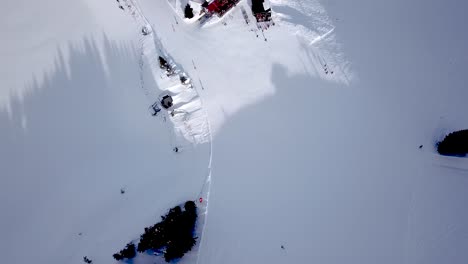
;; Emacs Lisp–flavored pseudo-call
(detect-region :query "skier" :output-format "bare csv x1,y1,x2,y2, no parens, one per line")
119,5,124,10
173,147,179,153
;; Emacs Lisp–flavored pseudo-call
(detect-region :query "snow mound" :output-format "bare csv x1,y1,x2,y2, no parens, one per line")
123,0,211,145
271,0,353,84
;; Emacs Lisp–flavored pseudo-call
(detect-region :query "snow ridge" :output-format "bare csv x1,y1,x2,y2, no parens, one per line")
271,0,353,84
124,0,210,145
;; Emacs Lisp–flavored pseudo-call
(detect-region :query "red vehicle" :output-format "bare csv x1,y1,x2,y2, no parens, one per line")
204,0,240,16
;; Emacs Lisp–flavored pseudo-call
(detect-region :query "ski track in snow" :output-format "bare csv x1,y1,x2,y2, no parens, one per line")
116,0,349,262
271,0,353,84
120,0,213,262
119,0,347,261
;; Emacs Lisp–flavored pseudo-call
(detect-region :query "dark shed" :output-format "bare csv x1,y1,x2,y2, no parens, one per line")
161,95,173,109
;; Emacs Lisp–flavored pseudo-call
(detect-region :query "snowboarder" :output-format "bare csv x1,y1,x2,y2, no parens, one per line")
419,145,423,149
83,256,92,264
173,147,179,153
119,5,124,10
281,245,285,250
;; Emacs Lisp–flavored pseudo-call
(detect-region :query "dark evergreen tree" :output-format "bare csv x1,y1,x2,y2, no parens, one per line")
437,129,468,156
251,0,266,14
113,242,136,261
184,3,194,19
136,201,198,262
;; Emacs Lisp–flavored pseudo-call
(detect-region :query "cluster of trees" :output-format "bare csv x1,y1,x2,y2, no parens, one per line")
113,243,136,261
137,201,198,262
112,201,198,262
437,129,468,156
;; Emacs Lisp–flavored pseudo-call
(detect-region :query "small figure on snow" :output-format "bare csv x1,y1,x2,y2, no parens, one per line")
173,147,179,153
419,145,423,149
119,5,124,10
120,188,126,194
281,245,285,250
83,256,92,264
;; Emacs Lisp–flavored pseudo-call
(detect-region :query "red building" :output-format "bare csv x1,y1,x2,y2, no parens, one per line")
206,1,220,13
204,0,240,16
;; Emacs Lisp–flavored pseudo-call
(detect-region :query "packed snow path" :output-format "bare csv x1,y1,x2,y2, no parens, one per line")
118,0,351,261
120,0,213,262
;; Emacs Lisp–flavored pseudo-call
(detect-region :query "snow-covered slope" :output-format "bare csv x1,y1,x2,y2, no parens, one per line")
1,0,468,264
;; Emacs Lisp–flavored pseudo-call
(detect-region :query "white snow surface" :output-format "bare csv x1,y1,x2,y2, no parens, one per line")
1,0,468,264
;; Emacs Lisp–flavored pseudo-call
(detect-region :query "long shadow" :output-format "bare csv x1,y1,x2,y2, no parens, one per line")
0,34,209,264
201,62,419,264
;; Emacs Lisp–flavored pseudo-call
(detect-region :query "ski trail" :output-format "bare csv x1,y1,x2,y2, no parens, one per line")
310,27,334,45
121,0,214,262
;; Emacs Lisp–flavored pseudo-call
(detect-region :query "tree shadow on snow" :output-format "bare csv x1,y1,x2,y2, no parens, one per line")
0,33,209,264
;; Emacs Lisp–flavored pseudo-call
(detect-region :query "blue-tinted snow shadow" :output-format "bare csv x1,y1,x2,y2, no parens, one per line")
0,34,209,264
201,62,423,264
203,59,468,264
